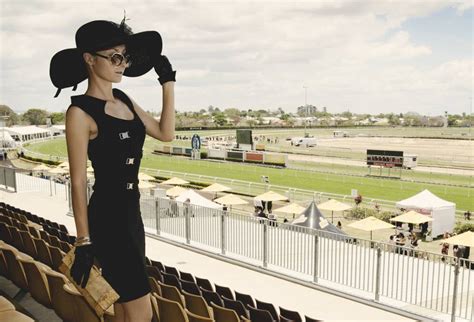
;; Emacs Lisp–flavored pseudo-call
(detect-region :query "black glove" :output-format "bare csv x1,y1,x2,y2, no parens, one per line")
70,244,94,288
154,55,176,85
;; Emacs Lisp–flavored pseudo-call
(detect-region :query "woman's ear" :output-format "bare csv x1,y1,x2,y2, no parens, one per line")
83,52,95,67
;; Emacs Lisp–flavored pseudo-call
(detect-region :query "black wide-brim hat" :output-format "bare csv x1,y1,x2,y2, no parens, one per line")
50,18,162,97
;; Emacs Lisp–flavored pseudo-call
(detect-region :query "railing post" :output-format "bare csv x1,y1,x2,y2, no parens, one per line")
66,180,73,216
185,204,190,244
13,168,17,192
221,211,226,255
49,176,53,196
263,220,268,268
155,198,161,236
375,246,382,301
313,232,319,283
451,260,460,322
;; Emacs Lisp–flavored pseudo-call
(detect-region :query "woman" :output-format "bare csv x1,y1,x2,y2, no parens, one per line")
50,16,175,322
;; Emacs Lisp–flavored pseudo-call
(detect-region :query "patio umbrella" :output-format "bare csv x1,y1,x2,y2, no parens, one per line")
138,172,155,181
201,183,232,193
390,210,433,225
32,164,51,171
139,180,155,189
318,199,352,223
255,191,288,202
442,231,474,248
214,194,248,205
166,186,187,197
348,216,395,240
162,177,189,185
274,203,306,219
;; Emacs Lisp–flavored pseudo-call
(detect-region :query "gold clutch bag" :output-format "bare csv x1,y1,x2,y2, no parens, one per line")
59,246,119,316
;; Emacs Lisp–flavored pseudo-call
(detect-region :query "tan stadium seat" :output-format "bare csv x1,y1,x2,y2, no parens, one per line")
0,222,13,244
149,276,162,296
0,251,7,277
2,248,29,291
158,280,186,308
47,244,65,272
33,237,53,268
0,296,15,312
63,282,114,322
27,226,40,239
210,302,240,322
186,309,214,322
39,230,51,245
150,293,160,322
7,226,24,253
182,290,213,319
155,293,188,322
20,258,52,309
19,231,37,259
0,310,34,322
48,235,61,248
44,269,77,322
59,240,72,253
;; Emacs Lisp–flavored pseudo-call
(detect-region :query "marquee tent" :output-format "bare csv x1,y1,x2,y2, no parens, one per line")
396,189,455,237
292,201,347,236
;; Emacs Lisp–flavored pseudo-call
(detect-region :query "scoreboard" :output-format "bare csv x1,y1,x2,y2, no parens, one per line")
236,129,253,145
367,150,403,168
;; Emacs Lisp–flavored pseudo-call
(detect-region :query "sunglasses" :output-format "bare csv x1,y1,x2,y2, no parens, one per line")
93,52,132,67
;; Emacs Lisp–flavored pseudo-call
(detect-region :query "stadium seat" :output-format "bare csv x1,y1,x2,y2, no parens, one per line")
279,306,302,322
48,235,61,248
182,290,212,318
222,296,249,320
200,287,223,307
27,226,40,239
149,276,162,296
162,271,182,291
63,282,114,322
151,259,165,272
19,231,37,259
179,270,196,283
150,293,160,322
214,284,234,300
47,244,64,272
186,309,214,322
146,265,164,283
59,240,72,253
235,291,255,309
33,238,53,268
0,310,34,322
247,304,276,322
196,276,213,291
0,252,7,277
210,302,240,322
45,269,77,322
180,279,201,295
20,258,52,309
305,315,321,322
8,226,24,252
155,293,188,322
2,248,29,292
165,265,180,278
0,296,15,312
158,281,185,308
256,298,278,320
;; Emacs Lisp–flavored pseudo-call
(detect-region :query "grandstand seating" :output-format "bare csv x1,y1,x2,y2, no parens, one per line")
0,201,320,322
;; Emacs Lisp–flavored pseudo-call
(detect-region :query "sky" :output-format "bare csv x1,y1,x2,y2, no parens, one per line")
0,0,472,116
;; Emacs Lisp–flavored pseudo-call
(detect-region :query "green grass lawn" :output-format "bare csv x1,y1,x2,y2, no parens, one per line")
25,137,473,210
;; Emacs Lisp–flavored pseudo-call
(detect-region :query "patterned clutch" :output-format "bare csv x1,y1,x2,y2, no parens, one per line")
59,247,119,316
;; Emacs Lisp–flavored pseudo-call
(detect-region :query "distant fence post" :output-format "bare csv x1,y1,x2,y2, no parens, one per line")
263,220,268,268
451,261,460,322
155,198,161,236
185,204,191,244
374,247,382,301
313,232,319,283
221,211,226,255
66,180,73,216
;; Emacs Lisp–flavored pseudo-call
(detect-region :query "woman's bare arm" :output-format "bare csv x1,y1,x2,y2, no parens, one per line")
130,82,175,142
65,106,91,238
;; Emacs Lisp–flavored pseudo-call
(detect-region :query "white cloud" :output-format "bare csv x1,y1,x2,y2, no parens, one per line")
0,0,472,115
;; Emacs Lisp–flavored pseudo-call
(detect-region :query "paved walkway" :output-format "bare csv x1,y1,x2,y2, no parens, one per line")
1,188,444,321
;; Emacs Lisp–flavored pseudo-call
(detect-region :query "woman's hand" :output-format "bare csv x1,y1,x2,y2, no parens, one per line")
154,55,176,85
70,244,94,288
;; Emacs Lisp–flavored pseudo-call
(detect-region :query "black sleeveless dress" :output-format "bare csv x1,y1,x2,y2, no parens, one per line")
69,88,151,303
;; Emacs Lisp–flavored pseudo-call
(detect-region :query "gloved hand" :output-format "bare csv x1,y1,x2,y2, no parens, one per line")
70,244,94,288
154,55,176,85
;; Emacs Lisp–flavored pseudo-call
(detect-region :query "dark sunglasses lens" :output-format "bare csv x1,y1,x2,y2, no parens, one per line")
111,53,124,66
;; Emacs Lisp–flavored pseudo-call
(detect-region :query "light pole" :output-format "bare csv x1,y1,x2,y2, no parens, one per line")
303,85,308,137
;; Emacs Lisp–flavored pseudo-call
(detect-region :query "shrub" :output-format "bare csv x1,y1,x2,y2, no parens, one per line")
374,211,393,223
454,222,474,234
348,207,376,219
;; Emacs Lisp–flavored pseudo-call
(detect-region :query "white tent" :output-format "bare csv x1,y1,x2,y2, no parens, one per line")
176,189,222,209
396,189,455,237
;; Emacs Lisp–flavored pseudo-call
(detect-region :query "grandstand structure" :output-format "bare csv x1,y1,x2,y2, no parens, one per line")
1,168,473,321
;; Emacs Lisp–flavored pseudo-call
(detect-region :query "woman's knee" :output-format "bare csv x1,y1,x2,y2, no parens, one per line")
122,294,153,322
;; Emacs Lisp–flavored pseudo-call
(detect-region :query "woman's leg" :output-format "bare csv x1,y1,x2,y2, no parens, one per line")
112,303,125,322
122,293,153,322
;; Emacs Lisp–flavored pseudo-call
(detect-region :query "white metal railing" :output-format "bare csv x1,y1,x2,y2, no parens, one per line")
138,195,473,321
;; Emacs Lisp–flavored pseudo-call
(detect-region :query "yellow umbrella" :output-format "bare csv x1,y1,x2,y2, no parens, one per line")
274,203,306,219
201,183,232,193
390,210,433,225
32,164,51,171
166,186,187,197
162,177,189,185
214,194,248,205
48,167,69,175
255,191,288,202
57,161,69,168
138,172,155,181
139,180,155,189
442,231,474,248
318,199,352,223
348,216,395,240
